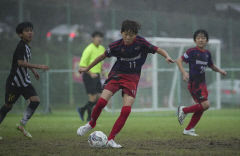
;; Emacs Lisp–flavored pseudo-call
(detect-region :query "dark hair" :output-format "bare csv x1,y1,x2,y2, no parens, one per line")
16,22,33,34
121,20,141,34
92,31,104,38
193,29,209,41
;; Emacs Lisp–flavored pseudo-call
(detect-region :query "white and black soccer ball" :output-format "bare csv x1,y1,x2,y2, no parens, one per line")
88,131,108,148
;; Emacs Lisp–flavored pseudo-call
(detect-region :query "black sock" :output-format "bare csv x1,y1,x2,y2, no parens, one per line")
81,102,90,112
0,105,12,124
87,101,97,120
21,101,39,126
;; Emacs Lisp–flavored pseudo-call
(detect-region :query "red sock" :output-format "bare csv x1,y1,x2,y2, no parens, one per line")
186,110,203,130
89,98,107,128
108,106,131,140
183,104,203,114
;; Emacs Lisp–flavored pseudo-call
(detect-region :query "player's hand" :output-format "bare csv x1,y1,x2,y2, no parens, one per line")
221,70,227,76
78,67,88,74
38,65,49,71
89,72,98,78
165,56,175,64
33,71,40,80
182,72,189,82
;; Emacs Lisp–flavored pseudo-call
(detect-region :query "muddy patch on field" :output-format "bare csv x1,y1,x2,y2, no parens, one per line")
0,137,240,156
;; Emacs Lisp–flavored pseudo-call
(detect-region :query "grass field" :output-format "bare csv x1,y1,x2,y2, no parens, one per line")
0,109,240,156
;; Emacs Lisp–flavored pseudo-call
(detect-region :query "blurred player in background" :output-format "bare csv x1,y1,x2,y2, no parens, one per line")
0,22,49,139
176,29,227,136
77,20,174,148
77,31,105,122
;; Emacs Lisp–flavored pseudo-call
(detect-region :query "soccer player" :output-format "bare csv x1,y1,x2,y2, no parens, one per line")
0,22,49,139
176,29,227,136
77,20,174,148
77,31,105,122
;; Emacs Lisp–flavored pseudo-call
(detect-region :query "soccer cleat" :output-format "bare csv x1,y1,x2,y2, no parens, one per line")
107,139,122,148
177,106,186,125
77,107,85,121
183,128,199,136
16,124,32,138
77,123,92,136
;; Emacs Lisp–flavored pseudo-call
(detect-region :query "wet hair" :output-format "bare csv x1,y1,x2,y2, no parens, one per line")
92,31,104,38
193,29,209,41
121,20,141,34
16,22,33,35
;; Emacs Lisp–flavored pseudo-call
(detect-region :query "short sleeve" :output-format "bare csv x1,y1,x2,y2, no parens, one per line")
105,40,121,58
208,52,214,67
79,46,91,67
139,37,158,54
15,44,25,61
181,50,191,63
104,47,113,58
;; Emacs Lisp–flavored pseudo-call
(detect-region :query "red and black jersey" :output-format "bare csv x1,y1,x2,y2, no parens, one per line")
182,47,213,83
105,36,158,75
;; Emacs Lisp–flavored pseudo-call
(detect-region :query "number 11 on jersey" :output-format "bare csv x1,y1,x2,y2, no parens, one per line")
129,61,136,69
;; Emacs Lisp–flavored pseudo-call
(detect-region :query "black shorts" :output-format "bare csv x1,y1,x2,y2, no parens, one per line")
82,73,102,94
5,81,38,104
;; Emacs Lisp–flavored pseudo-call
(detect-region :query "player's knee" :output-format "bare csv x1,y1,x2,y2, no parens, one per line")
202,101,210,110
30,96,40,103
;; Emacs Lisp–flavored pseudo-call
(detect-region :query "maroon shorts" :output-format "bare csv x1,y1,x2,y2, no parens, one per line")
103,73,140,98
188,81,208,103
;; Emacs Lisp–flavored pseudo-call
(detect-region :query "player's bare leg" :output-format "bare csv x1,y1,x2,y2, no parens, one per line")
17,96,40,139
77,89,112,136
107,94,134,148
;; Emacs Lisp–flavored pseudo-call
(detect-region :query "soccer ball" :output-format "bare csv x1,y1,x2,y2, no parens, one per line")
88,131,108,148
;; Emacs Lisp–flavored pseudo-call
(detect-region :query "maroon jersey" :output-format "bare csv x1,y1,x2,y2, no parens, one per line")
182,47,213,83
105,36,158,75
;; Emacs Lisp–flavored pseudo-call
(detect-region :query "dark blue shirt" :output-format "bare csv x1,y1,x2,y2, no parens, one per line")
105,36,158,75
182,47,213,82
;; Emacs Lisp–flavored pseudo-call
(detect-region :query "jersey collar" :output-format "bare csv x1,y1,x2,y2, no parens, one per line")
196,46,207,52
122,37,137,46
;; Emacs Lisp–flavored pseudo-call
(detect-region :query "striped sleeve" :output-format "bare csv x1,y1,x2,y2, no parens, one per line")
136,36,158,54
105,40,122,57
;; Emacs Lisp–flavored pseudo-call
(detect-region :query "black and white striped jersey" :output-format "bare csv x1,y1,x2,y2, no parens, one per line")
7,40,32,87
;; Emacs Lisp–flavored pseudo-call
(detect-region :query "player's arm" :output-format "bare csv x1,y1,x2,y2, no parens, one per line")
17,60,49,70
79,54,106,73
210,64,227,76
176,57,189,82
156,48,174,63
30,68,40,80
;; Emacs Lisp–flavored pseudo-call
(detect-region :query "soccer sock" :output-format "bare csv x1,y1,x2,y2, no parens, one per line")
108,106,131,140
89,98,107,128
20,101,39,126
0,105,12,124
183,104,203,114
186,110,203,130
